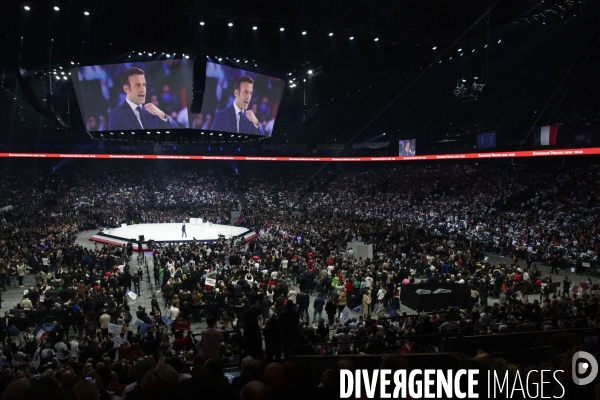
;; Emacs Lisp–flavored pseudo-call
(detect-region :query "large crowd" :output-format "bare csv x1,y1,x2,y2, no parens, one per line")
0,161,598,399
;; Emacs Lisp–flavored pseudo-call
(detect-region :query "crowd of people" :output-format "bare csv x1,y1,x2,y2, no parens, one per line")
0,160,598,399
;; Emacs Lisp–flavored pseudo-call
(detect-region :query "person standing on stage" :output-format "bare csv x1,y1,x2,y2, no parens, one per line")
182,223,187,238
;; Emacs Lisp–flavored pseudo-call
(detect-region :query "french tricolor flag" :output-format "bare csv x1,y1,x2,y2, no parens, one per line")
533,125,558,146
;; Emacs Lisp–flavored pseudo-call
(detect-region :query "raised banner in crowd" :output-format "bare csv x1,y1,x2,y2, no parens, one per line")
1,147,599,161
205,278,216,287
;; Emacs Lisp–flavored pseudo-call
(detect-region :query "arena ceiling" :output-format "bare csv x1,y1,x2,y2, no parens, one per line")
0,0,595,147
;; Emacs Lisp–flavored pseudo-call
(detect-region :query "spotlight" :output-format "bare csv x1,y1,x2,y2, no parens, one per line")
449,57,452,60
110,132,114,135
308,70,313,75
228,22,233,27
120,132,124,135
210,132,213,135
84,11,90,16
219,133,222,136
460,53,463,56
218,57,222,61
302,31,307,35
484,44,488,48
329,32,333,36
498,39,501,43
166,54,171,57
24,5,30,11
472,49,475,52
288,73,292,75
349,36,354,40
462,79,466,82
63,76,67,80
432,46,437,50
70,61,74,65
138,52,142,55
253,26,257,30
458,48,462,52
280,27,284,31
374,38,379,41
200,21,205,26
289,80,293,83
54,6,59,11
147,132,151,134
185,55,189,59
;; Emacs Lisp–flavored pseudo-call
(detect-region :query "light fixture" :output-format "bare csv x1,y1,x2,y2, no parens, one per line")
61,72,65,75
210,132,213,135
472,49,475,52
228,22,233,27
70,61,74,65
460,53,463,56
138,52,142,55
24,5,30,10
449,57,452,60
462,79,466,82
166,54,171,57
302,31,307,35
219,133,223,136
289,80,293,83
185,55,189,59
432,46,437,50
374,38,379,41
498,39,501,43
200,21,205,26
458,48,462,52
166,131,170,134
54,6,59,11
484,44,488,48
253,26,257,30
110,132,114,135
62,76,67,80
218,57,222,61
131,132,135,135
84,11,89,16
280,27,284,31
120,132,124,135
307,70,313,75
349,36,354,40
329,32,333,36
147,132,151,134
201,132,205,135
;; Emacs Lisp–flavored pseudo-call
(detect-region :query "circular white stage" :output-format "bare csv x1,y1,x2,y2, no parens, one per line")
89,222,255,249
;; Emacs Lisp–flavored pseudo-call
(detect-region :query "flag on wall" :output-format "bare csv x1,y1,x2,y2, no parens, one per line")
533,126,558,146
477,132,497,149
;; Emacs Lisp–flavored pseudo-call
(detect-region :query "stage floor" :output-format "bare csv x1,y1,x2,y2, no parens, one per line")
89,222,255,249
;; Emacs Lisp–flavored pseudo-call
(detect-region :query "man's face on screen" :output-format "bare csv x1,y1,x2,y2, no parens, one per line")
234,82,253,110
124,74,147,105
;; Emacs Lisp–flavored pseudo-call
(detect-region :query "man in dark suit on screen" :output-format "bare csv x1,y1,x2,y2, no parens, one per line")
211,75,265,136
107,67,179,131
400,141,415,157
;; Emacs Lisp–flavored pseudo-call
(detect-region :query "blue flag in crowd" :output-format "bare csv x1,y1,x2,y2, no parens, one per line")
387,305,398,318
352,305,363,314
477,132,497,149
8,325,21,336
162,315,173,325
42,322,57,332
140,323,151,334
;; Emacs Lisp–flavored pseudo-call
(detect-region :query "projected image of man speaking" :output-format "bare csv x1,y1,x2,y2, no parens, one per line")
211,75,265,136
108,67,179,131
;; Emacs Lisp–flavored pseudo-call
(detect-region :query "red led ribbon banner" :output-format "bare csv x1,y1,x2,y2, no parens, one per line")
1,147,599,161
